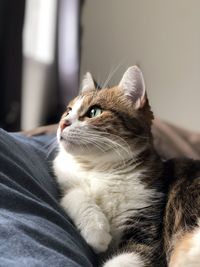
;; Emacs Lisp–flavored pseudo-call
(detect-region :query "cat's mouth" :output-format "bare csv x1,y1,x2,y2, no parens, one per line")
59,128,93,153
60,132,76,145
59,130,111,155
59,134,81,155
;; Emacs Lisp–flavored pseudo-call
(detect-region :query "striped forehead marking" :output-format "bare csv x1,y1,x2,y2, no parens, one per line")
73,97,84,113
68,97,84,122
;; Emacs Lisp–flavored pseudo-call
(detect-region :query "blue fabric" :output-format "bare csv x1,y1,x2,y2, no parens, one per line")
0,129,97,267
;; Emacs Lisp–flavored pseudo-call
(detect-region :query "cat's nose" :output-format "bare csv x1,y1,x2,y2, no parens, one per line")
60,119,71,131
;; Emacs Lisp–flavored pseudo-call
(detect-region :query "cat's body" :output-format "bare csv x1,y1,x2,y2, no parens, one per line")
53,66,200,266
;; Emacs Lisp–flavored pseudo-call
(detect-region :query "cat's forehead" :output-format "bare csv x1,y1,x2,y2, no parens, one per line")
69,87,125,111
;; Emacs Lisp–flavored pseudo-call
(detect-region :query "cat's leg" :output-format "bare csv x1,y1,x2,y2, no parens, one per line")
61,188,112,253
169,226,200,267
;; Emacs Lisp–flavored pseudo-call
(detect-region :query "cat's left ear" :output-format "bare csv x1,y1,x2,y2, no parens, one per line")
119,66,146,109
81,72,95,93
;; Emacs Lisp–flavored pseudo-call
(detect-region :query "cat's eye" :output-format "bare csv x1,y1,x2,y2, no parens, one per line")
87,106,102,118
66,107,72,115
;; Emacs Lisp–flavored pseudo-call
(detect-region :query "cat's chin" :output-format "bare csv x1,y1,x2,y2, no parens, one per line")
59,139,80,155
59,138,101,157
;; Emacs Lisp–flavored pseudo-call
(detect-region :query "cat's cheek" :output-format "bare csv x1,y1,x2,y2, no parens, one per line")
103,253,145,267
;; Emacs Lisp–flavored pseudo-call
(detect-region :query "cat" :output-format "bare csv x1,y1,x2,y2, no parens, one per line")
53,66,200,267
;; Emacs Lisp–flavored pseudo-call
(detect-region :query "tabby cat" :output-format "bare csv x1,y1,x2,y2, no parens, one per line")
53,66,200,267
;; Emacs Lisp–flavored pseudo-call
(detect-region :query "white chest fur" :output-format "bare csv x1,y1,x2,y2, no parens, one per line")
53,149,156,237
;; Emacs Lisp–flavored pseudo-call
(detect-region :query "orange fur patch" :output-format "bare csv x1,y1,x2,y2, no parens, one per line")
169,230,196,267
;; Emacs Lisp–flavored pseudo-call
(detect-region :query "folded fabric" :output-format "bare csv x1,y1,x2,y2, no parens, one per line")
153,118,200,159
0,129,97,267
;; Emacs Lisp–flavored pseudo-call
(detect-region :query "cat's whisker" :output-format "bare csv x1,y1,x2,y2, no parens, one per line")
67,130,130,166
95,140,129,166
91,125,149,142
84,133,129,154
83,138,108,153
101,62,125,89
100,69,113,89
88,126,132,147
80,132,133,165
85,128,131,148
66,133,109,153
89,133,132,159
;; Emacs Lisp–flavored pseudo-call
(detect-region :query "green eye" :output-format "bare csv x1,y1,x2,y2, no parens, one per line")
88,107,102,118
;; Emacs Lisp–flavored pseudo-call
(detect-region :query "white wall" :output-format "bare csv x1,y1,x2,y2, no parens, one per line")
81,0,200,131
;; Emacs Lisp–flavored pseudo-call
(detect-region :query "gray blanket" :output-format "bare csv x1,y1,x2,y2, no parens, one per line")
0,129,97,267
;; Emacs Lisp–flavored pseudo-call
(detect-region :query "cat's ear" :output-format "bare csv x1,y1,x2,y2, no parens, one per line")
119,66,146,109
81,72,95,93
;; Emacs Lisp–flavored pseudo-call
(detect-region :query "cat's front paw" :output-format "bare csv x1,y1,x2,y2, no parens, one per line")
81,214,112,253
60,189,112,253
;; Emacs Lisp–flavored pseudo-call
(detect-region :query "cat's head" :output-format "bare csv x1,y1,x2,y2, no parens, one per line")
57,66,154,161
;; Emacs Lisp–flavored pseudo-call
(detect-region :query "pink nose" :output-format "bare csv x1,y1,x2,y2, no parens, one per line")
60,119,71,131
